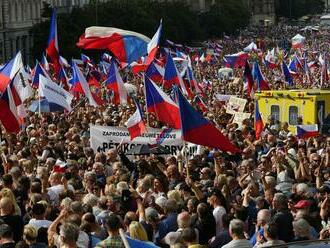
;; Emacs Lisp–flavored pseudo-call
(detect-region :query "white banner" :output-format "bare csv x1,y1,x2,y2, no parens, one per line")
226,96,247,115
90,125,198,156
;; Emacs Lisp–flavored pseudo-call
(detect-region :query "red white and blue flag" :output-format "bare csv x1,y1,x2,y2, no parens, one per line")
145,20,162,66
0,52,23,93
145,76,180,129
105,61,128,105
252,62,270,91
281,61,294,86
126,100,146,140
255,101,264,140
32,62,51,88
46,8,60,74
297,125,318,139
174,86,239,153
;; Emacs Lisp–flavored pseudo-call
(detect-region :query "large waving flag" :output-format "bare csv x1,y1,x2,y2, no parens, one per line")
0,52,23,93
297,125,318,139
174,87,239,153
255,101,264,140
0,83,20,133
105,61,128,105
145,20,162,66
224,51,248,68
187,56,201,94
46,8,60,74
281,61,294,86
32,62,51,88
163,53,188,95
126,100,146,140
125,235,159,248
252,62,270,91
145,76,180,129
77,26,150,66
71,61,98,107
145,61,164,83
39,75,73,112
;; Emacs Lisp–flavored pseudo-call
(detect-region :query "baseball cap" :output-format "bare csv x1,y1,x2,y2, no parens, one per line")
294,200,311,209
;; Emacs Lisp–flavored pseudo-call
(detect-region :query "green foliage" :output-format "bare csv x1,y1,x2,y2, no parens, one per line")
276,0,324,19
31,0,250,61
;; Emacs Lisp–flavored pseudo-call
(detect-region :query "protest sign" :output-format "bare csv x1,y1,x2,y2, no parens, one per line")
90,125,198,156
226,96,247,114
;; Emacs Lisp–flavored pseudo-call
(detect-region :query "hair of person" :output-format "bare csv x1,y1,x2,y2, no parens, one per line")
129,221,148,241
59,223,80,244
104,214,121,232
229,219,245,238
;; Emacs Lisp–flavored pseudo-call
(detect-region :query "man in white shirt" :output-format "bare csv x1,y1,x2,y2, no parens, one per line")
208,188,227,235
222,219,252,248
28,203,52,230
48,172,74,207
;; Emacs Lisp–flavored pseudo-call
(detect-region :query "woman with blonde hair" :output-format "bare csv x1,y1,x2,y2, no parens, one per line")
0,188,21,216
129,221,150,242
23,224,46,247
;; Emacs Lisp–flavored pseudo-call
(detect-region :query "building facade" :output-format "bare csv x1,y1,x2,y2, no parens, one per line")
247,0,276,26
0,0,42,64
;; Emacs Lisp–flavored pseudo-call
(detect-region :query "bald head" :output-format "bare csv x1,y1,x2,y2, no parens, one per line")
177,211,191,229
257,209,271,226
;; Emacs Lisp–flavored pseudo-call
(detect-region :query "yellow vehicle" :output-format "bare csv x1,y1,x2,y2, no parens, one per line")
255,89,330,134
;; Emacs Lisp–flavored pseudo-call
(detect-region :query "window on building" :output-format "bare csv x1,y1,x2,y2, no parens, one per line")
271,105,280,121
289,106,299,125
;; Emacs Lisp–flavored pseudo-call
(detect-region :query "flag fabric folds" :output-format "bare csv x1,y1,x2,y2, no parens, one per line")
297,125,318,139
224,52,248,68
32,62,51,88
126,100,146,140
0,52,23,93
281,61,294,86
174,87,240,153
77,26,150,66
105,61,128,105
71,61,98,107
46,8,60,74
0,83,20,133
243,60,254,98
252,62,270,91
39,75,73,112
125,235,159,248
145,20,162,66
144,76,180,129
255,101,264,140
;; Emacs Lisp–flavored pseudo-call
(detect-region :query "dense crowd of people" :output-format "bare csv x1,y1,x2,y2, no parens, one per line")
1,21,330,248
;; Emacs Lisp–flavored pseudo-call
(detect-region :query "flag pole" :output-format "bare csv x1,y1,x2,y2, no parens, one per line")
183,141,189,178
119,228,130,248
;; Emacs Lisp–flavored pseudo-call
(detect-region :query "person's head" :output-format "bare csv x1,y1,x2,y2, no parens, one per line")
164,199,178,214
200,167,212,180
104,214,121,234
264,222,279,241
129,221,148,241
32,203,46,219
177,211,191,229
257,209,271,227
293,218,311,239
23,225,38,245
272,193,288,211
59,223,80,247
0,197,14,215
49,172,62,186
124,211,138,229
145,207,159,225
181,227,197,245
0,224,13,244
208,188,225,208
296,183,309,197
229,219,245,239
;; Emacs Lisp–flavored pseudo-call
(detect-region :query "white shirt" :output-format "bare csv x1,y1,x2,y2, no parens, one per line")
28,219,52,230
222,239,252,248
213,205,226,235
48,184,75,206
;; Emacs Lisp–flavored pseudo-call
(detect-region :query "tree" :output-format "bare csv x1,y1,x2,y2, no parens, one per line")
276,0,324,19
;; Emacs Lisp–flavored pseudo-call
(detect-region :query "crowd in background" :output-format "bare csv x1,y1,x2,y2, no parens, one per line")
0,22,330,248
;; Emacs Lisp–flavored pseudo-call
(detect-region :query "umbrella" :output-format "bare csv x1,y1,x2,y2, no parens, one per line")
28,99,65,113
125,144,171,155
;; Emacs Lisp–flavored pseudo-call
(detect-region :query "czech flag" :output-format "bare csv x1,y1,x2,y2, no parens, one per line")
255,101,264,140
281,61,294,86
163,53,188,95
145,20,162,66
32,62,51,88
0,83,20,133
126,100,146,140
41,53,50,71
297,125,318,139
77,26,150,66
224,51,248,68
71,61,98,107
174,87,240,153
58,66,69,90
0,52,23,93
144,76,180,129
46,8,60,74
105,61,128,105
145,61,164,83
252,62,270,91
